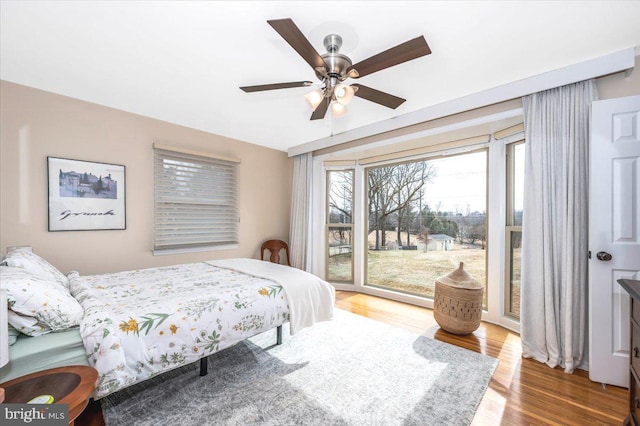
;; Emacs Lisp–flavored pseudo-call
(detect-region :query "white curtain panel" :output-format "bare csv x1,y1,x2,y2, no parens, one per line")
289,152,313,271
520,79,598,373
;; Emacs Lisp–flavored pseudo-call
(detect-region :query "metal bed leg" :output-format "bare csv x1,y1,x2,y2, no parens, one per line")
200,356,208,376
277,325,283,345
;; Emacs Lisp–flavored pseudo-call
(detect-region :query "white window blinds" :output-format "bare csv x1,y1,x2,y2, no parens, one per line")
153,147,238,252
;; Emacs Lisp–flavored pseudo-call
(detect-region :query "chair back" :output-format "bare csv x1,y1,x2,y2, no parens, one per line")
261,239,291,266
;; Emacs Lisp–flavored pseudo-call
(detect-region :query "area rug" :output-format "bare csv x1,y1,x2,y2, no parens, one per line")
101,309,497,425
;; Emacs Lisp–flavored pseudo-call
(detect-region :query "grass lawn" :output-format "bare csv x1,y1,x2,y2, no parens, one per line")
328,243,486,297
367,245,487,299
328,243,522,315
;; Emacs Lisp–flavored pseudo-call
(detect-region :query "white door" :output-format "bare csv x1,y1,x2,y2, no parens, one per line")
589,95,640,387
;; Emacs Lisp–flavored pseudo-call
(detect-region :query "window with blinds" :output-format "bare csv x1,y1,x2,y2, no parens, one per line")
153,146,239,253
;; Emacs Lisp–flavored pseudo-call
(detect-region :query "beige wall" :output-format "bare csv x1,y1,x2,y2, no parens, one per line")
596,54,640,100
0,81,292,275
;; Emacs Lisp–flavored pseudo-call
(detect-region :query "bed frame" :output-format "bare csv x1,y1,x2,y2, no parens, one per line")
2,324,285,385
198,325,283,376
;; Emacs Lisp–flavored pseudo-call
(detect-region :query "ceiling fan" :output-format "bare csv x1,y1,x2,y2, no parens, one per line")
240,18,432,120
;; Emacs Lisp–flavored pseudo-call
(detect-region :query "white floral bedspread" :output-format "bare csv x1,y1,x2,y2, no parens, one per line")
208,259,335,334
69,261,297,398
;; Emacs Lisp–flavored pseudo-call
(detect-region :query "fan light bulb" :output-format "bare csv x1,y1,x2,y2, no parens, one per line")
331,102,347,118
334,84,355,105
304,89,324,110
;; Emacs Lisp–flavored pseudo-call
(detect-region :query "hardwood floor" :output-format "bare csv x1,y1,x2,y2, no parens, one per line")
335,291,627,425
77,290,627,425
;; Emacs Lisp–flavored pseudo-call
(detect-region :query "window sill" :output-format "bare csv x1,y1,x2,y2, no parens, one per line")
153,244,239,256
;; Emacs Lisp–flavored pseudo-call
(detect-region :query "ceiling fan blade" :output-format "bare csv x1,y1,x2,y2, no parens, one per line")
268,18,328,72
310,97,330,120
351,84,406,109
240,81,313,92
348,36,431,78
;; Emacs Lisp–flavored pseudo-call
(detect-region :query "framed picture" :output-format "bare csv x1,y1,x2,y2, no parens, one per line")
47,157,126,231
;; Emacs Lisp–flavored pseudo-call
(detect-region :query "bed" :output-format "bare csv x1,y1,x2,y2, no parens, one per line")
0,250,335,399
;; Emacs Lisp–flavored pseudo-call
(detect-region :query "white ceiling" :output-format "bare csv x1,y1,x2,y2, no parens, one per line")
2,1,640,153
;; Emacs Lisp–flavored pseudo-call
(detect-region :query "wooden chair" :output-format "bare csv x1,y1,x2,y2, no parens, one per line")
261,239,291,266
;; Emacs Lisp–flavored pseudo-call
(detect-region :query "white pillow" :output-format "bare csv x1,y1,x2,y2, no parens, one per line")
7,309,50,337
2,267,83,335
3,248,69,288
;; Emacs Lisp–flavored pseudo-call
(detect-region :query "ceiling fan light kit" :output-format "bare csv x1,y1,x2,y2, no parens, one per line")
331,102,347,118
240,18,431,120
334,83,355,105
304,89,324,109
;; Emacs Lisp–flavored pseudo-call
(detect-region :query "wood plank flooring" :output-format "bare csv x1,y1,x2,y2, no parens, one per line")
77,290,627,425
335,291,626,425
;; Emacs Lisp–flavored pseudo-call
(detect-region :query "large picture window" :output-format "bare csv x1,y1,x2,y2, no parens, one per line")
366,150,487,305
153,145,239,253
318,125,524,330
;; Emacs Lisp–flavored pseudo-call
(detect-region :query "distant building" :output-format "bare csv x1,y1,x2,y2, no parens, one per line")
59,170,117,199
59,171,82,189
427,234,455,251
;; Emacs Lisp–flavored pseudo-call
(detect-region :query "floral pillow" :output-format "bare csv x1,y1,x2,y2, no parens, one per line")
3,248,69,289
7,309,50,337
2,267,83,335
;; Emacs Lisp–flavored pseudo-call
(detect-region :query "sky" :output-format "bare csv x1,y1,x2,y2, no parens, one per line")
329,147,525,216
422,146,524,214
423,151,487,213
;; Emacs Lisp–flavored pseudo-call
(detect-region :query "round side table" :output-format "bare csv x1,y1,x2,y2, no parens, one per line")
1,365,98,425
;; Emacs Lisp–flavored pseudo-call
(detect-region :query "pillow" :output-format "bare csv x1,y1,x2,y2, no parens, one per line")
7,309,51,337
3,248,69,288
7,322,21,345
2,267,83,335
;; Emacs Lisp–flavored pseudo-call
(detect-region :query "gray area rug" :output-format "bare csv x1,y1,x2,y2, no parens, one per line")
101,309,497,425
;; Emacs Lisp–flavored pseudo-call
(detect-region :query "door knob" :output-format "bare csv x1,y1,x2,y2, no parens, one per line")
596,251,612,261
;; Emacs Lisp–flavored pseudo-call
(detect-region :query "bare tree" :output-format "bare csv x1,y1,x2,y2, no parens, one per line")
416,228,431,252
368,166,395,249
327,171,353,249
368,161,435,249
466,212,487,248
328,170,353,224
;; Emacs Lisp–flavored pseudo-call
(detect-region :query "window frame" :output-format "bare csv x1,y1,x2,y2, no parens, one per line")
325,169,355,284
505,140,524,319
362,148,489,304
312,115,525,334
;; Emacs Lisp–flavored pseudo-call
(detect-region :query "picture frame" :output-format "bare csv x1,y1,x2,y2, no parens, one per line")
47,157,126,231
